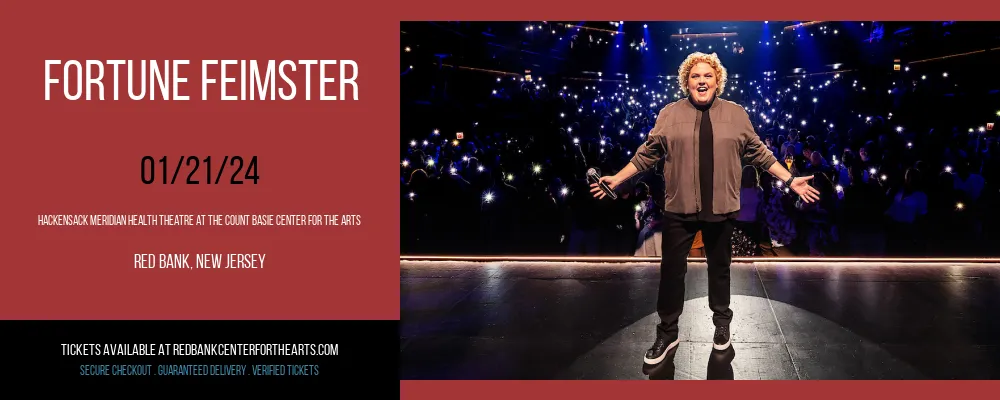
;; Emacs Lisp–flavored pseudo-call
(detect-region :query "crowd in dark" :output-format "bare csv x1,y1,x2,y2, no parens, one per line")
401,38,999,257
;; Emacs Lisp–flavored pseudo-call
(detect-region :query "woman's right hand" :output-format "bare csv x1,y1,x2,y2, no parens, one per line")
590,176,622,199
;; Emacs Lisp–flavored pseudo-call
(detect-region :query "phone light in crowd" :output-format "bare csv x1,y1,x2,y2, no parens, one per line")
409,192,415,199
561,187,569,196
433,129,439,135
793,96,797,101
422,140,428,146
943,72,949,77
477,166,484,172
410,140,417,147
567,127,573,133
483,192,494,204
426,158,435,167
833,159,839,166
776,180,783,187
829,123,834,129
813,98,818,103
573,138,580,144
881,174,888,181
956,202,964,211
945,165,953,173
560,113,565,118
401,160,410,167
506,174,514,182
908,142,913,148
452,140,460,147
635,204,642,212
979,126,986,133
496,77,501,82
835,185,844,193
492,90,497,94
533,164,542,174
897,126,904,132
450,167,457,175
801,120,807,126
870,167,878,175
600,139,606,146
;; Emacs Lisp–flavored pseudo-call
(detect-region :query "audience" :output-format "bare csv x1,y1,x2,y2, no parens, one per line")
401,55,1000,256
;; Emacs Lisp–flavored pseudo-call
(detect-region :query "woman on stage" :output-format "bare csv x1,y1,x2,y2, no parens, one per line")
591,52,820,365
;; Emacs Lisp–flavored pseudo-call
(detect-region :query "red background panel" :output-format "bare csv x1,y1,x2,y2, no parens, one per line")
403,381,1000,398
0,1,398,319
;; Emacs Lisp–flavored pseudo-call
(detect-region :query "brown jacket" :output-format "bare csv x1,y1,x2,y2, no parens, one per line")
630,96,777,215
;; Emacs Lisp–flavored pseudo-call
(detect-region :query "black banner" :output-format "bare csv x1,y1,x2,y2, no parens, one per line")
0,320,398,392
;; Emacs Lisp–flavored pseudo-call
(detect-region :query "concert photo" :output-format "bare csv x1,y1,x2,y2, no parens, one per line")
400,21,1000,380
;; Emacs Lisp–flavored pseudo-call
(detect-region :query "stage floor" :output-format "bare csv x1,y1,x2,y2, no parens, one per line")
400,259,1000,379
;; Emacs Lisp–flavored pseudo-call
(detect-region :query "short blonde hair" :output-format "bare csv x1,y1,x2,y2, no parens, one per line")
677,52,728,96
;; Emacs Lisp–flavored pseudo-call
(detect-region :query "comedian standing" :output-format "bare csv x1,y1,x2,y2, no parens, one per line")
591,52,820,364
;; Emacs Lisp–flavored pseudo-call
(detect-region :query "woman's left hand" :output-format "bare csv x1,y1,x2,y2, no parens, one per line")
790,175,821,203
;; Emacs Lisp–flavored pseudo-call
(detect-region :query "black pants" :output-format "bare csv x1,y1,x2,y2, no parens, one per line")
656,216,734,340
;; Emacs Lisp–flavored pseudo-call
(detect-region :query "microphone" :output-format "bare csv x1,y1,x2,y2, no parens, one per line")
587,168,618,200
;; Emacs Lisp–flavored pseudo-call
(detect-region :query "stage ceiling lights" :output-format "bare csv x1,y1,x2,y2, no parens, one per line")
671,32,738,40
784,21,826,30
563,23,618,35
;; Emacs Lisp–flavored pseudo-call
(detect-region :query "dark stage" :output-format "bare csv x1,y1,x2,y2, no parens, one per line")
400,259,1000,379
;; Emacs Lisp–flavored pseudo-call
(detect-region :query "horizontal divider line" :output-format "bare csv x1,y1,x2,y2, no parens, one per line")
401,255,1000,264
